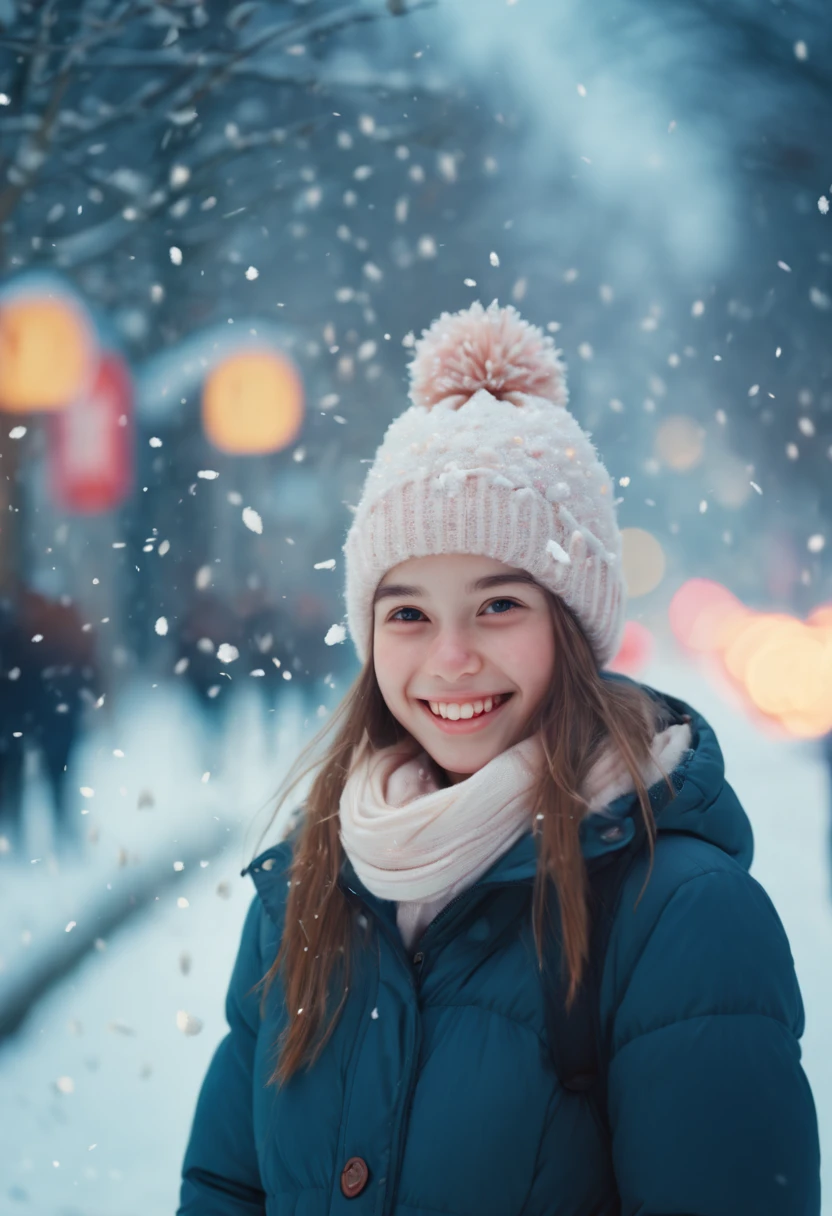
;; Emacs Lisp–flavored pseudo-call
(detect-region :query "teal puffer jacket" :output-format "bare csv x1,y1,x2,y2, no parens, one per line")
178,681,821,1215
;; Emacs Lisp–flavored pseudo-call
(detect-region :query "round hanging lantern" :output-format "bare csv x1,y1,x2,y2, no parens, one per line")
0,294,96,413
202,349,304,455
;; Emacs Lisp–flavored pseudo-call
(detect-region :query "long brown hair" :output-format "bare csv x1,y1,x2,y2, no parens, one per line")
249,591,674,1087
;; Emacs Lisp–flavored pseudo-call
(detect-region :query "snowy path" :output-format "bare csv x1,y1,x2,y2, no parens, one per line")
0,676,313,1033
0,653,829,1214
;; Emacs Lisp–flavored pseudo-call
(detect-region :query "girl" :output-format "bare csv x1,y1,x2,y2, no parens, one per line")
178,301,821,1215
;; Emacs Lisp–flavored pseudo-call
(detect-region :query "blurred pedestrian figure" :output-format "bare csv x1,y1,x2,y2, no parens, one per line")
0,596,26,853
284,591,336,725
236,590,288,724
824,730,832,902
174,592,243,771
0,588,101,858
17,588,101,858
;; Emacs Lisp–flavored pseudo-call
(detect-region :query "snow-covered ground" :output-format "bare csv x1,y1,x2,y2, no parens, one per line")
0,650,829,1215
0,675,320,1025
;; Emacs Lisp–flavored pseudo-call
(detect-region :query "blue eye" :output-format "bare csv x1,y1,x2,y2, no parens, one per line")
389,606,424,622
485,599,520,615
388,599,520,622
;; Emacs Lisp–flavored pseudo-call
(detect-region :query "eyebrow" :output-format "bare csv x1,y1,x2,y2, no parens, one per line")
373,571,540,607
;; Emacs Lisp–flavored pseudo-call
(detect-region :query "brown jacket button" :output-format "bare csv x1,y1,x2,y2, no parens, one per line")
340,1156,369,1198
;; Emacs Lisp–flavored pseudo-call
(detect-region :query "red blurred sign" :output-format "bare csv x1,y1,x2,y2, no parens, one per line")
48,353,134,513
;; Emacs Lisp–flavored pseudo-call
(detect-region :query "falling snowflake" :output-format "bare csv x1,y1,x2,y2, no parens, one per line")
324,623,347,646
155,617,168,636
242,506,263,534
437,152,457,182
169,107,197,126
217,643,239,664
245,266,259,280
169,246,183,266
546,538,571,564
819,196,829,215
489,251,500,267
176,1011,203,1036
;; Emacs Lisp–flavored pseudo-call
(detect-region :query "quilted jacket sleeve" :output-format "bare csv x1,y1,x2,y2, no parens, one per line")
607,867,821,1216
177,895,267,1215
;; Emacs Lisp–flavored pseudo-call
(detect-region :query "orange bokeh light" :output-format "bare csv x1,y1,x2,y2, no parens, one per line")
202,349,304,455
654,415,705,472
671,578,832,738
0,295,96,413
620,528,666,597
668,578,746,652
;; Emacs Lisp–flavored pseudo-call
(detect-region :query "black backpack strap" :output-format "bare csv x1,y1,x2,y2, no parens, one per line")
543,835,644,1137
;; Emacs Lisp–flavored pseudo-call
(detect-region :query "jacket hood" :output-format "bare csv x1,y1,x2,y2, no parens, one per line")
242,673,754,914
482,673,753,886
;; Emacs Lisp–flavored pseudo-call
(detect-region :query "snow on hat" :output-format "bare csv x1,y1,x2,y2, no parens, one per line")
342,299,626,667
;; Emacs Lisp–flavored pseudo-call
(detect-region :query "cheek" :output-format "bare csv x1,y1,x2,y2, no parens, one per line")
373,633,409,699
503,627,556,692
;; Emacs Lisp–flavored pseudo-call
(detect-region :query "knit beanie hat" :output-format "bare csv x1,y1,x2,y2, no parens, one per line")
342,299,626,668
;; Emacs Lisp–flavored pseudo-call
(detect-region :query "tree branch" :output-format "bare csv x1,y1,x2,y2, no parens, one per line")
0,68,71,239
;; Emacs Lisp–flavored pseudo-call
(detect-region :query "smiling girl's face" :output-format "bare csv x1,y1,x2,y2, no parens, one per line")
372,553,556,785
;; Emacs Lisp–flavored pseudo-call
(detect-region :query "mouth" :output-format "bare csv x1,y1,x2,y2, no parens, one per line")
417,692,514,734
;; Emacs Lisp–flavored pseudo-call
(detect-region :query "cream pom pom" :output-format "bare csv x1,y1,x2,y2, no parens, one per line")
407,299,568,411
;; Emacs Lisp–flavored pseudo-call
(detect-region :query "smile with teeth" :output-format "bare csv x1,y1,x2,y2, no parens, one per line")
424,693,512,720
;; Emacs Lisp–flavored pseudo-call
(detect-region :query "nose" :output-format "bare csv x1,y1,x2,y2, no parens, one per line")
427,627,484,676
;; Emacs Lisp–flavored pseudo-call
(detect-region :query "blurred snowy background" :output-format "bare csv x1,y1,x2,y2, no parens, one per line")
0,0,830,1211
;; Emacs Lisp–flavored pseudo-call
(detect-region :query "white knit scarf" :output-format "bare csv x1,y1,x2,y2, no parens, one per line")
339,721,692,949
